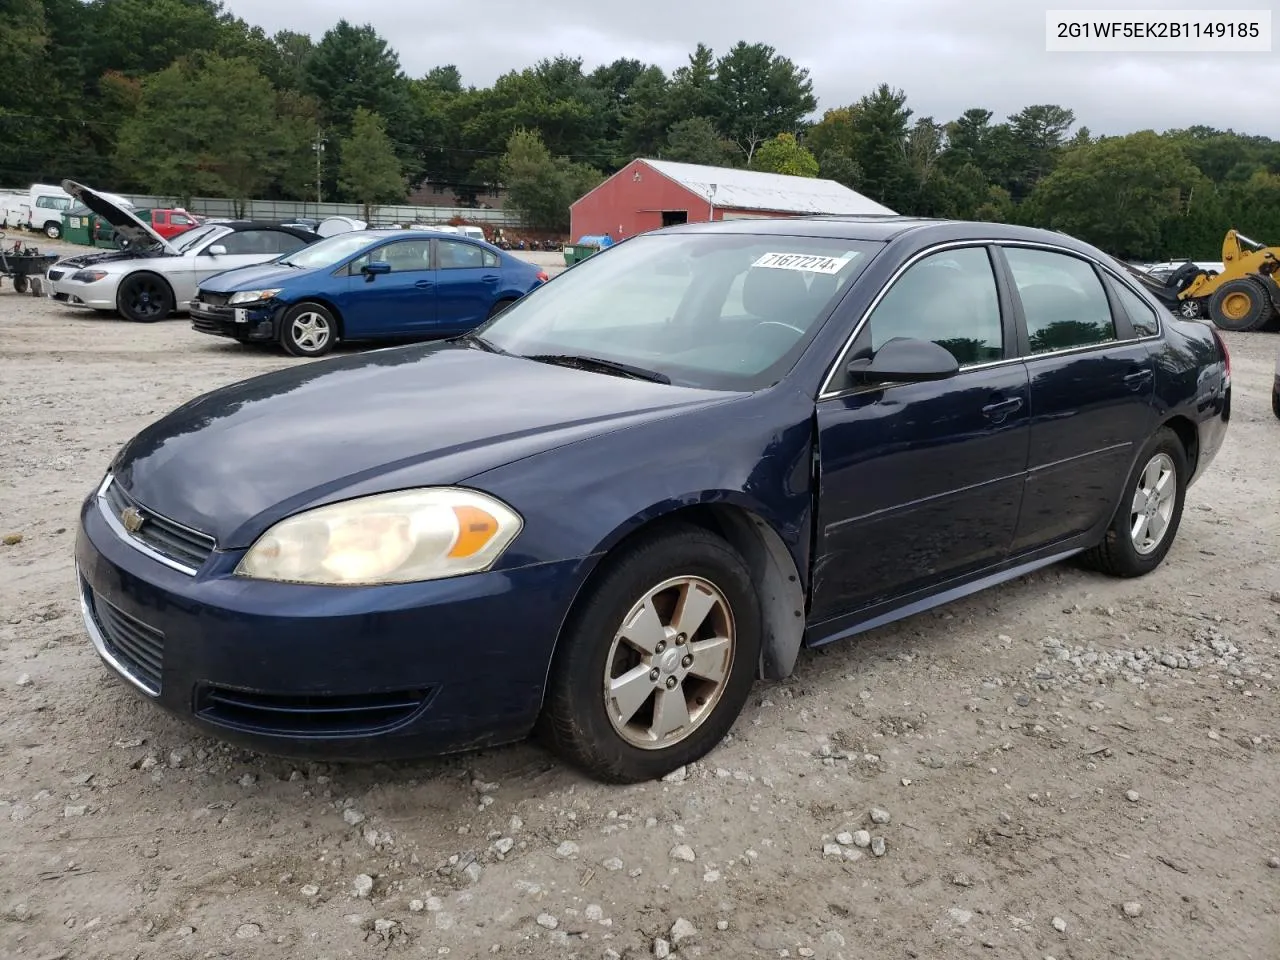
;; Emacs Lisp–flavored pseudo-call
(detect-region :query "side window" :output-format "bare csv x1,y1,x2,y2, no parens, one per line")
1004,247,1117,353
171,213,193,226
867,246,1004,366
214,230,275,255
438,239,485,270
264,230,308,254
482,249,500,268
1109,277,1161,337
352,239,431,273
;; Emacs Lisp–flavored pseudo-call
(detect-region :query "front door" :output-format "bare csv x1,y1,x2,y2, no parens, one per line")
433,238,502,333
998,245,1159,553
340,238,438,338
810,244,1031,624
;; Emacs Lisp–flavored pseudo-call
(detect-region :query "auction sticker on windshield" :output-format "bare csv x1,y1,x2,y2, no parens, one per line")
752,252,852,273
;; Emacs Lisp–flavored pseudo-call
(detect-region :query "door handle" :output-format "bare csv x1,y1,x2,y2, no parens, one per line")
481,274,500,282
982,396,1024,420
1123,367,1153,390
414,280,434,289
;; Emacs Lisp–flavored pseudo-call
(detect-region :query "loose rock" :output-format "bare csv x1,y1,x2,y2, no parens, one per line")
1052,916,1067,933
536,913,558,930
870,807,891,824
661,765,688,783
1125,790,1140,803
671,917,697,942
235,923,261,939
1122,902,1143,918
16,674,32,687
835,832,854,846
653,937,671,958
670,844,696,862
300,885,319,898
343,808,365,825
352,874,374,898
555,840,580,858
603,857,625,871
852,830,871,848
871,837,886,857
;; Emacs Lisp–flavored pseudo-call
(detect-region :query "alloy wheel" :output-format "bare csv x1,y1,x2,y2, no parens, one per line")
290,312,330,352
1130,452,1177,555
603,575,735,750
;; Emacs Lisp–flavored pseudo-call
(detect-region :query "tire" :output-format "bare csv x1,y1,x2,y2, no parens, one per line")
13,275,29,295
1272,383,1280,421
44,221,61,239
116,272,175,323
487,297,517,320
279,301,338,357
1080,427,1189,578
1177,298,1203,320
1208,277,1271,331
537,523,762,783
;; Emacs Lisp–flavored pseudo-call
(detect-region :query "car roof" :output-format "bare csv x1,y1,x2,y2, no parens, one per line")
216,221,324,240
664,216,1109,258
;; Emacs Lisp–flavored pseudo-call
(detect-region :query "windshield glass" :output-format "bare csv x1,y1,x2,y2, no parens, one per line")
476,232,882,391
173,224,220,252
280,231,376,269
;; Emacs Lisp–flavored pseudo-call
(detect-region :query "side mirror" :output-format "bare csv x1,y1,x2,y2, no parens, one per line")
846,337,959,384
362,261,391,279
207,244,227,256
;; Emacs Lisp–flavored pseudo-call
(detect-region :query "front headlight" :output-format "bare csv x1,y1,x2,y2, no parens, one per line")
71,270,108,282
234,488,523,586
228,288,283,305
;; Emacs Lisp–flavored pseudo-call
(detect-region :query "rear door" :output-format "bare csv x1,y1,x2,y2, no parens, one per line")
434,238,502,332
339,238,438,338
997,244,1158,553
810,244,1031,624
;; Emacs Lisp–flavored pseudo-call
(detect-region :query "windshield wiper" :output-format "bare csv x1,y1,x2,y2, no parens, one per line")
454,331,511,355
527,353,670,384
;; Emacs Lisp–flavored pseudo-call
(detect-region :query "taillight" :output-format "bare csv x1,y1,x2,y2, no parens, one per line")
536,270,549,283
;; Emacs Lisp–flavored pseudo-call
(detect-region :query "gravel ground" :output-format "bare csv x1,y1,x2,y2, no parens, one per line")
1,268,1278,960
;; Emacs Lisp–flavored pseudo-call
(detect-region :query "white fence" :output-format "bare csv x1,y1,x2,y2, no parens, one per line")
117,195,523,227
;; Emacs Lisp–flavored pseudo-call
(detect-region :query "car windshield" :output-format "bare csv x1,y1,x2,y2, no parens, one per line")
278,232,376,269
173,224,221,252
475,232,883,391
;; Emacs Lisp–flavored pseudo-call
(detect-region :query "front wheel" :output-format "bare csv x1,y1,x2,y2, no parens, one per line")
1080,427,1188,577
44,221,61,239
1208,278,1271,332
280,301,338,357
116,272,175,323
13,275,29,294
537,523,762,783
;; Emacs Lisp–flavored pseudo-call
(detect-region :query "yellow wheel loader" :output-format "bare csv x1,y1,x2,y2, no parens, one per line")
1175,230,1280,331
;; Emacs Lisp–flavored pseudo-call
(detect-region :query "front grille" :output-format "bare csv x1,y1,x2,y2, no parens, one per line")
195,686,435,737
89,588,165,694
102,478,216,572
190,313,229,334
47,269,65,281
198,291,230,307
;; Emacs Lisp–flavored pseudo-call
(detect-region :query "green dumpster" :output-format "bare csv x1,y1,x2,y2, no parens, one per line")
61,205,97,246
563,233,615,266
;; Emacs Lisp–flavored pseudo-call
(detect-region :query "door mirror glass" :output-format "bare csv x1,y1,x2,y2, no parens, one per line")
207,244,227,256
847,336,960,383
362,260,391,278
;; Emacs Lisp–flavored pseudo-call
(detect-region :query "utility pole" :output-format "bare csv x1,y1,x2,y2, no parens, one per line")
313,133,327,207
708,183,717,222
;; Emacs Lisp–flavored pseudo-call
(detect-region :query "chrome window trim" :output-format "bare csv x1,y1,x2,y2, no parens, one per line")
96,474,205,576
76,563,160,698
817,238,1164,401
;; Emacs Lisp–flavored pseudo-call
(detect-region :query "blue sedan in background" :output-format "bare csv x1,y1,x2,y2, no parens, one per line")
189,229,548,356
75,216,1230,784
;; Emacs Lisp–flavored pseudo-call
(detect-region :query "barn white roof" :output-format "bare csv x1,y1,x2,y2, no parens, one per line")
641,158,897,216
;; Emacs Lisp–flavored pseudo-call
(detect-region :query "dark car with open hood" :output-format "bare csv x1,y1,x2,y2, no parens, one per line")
74,215,1230,783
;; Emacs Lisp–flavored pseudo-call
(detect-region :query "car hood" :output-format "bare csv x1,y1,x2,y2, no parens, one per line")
109,342,739,547
198,262,309,293
61,179,175,254
54,248,160,270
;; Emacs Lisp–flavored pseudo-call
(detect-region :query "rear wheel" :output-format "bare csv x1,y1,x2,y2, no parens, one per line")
1208,277,1271,331
13,275,29,295
116,272,174,323
280,301,337,357
537,524,762,783
44,221,61,239
1080,427,1188,578
1177,298,1203,320
487,297,517,320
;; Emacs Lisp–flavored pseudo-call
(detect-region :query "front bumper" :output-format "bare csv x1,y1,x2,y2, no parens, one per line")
189,299,279,342
75,485,584,760
44,270,119,310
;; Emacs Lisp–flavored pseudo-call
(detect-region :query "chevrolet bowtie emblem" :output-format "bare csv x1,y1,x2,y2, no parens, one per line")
120,506,145,533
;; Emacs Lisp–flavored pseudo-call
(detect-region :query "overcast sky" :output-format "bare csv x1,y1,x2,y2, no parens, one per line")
223,0,1280,138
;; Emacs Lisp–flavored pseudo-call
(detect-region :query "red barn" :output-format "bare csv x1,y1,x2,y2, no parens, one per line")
569,158,896,241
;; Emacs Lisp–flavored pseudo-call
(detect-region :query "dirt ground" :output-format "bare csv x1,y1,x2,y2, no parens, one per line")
0,262,1277,960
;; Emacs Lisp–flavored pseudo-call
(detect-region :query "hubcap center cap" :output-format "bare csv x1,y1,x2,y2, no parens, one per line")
658,647,681,675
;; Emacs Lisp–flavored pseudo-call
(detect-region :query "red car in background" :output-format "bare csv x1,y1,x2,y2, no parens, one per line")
93,207,200,247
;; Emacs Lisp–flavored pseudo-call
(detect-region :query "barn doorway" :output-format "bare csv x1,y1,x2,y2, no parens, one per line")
661,210,688,226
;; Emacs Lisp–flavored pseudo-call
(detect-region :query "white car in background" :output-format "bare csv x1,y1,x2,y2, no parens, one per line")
44,180,350,323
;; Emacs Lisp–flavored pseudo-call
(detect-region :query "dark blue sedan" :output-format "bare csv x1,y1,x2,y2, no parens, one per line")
75,217,1231,783
188,229,548,356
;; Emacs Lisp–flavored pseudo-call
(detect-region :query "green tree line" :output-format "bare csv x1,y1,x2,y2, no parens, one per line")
2,0,1277,253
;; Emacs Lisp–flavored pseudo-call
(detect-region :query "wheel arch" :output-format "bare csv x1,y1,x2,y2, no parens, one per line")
544,501,808,698
115,268,175,313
